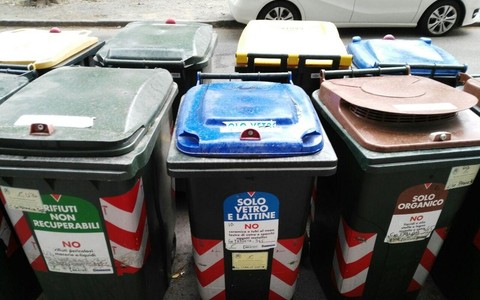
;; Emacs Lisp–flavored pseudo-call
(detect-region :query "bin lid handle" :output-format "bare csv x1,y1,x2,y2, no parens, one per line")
30,123,54,136
240,129,261,140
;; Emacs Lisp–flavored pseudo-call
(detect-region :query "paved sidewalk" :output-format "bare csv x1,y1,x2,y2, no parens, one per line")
0,0,236,27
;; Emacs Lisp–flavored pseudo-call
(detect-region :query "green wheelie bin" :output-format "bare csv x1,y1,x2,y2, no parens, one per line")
310,73,480,300
0,67,177,300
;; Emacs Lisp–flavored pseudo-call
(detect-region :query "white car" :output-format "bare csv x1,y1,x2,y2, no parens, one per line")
228,0,480,36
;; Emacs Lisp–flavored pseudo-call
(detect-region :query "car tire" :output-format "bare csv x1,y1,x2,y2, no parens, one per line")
257,1,301,21
417,0,462,36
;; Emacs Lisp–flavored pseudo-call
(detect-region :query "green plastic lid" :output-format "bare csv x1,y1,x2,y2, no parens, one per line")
95,21,217,69
0,67,176,156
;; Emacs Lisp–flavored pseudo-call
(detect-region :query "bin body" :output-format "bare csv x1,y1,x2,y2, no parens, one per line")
346,36,466,86
0,69,41,300
0,28,102,75
95,21,217,118
168,81,337,299
430,73,480,299
1,208,42,300
235,20,352,95
309,75,480,299
430,176,480,300
0,67,177,300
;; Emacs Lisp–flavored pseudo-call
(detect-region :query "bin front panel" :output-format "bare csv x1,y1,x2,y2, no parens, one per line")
186,173,313,300
175,81,324,156
318,76,480,152
0,67,175,156
235,20,351,68
95,21,215,68
0,28,99,70
347,36,463,76
0,173,169,300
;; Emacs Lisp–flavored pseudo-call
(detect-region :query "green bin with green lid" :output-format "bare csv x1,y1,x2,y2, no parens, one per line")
0,67,177,300
95,21,217,119
309,75,480,299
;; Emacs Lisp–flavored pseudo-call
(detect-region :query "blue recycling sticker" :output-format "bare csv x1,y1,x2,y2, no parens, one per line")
224,191,279,222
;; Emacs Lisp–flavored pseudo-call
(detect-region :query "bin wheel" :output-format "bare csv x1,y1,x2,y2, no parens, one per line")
417,0,462,36
257,1,302,21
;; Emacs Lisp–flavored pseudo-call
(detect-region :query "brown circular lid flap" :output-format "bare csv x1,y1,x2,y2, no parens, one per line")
326,76,477,115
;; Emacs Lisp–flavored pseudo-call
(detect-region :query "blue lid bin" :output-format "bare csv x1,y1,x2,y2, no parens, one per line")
347,35,467,86
0,67,178,300
167,73,337,299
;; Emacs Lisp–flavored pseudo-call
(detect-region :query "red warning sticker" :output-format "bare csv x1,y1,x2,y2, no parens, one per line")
385,183,447,244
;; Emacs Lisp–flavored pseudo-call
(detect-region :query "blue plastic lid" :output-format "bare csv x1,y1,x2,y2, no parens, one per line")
347,35,465,76
175,81,324,157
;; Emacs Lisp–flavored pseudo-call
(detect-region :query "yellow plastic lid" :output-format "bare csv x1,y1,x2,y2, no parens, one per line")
235,20,352,68
0,28,99,70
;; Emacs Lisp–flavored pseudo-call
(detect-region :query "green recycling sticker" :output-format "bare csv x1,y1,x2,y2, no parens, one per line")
26,194,113,274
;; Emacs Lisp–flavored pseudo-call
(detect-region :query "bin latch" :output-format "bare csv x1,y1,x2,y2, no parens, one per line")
30,123,54,136
240,129,261,140
429,131,451,142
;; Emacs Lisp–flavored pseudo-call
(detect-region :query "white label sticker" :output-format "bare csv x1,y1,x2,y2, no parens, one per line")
15,115,94,128
393,103,457,112
27,194,113,274
1,186,44,213
220,121,276,133
223,191,279,250
35,231,113,274
232,252,268,270
445,165,480,190
385,211,441,243
385,183,447,244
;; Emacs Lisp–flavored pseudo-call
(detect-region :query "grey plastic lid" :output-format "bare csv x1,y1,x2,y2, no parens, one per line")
0,67,175,156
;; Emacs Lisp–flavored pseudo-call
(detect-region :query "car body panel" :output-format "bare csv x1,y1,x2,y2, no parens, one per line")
228,0,480,31
350,0,422,23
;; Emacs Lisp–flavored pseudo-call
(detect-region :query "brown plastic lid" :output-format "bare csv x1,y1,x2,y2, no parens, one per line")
323,76,476,115
318,75,480,152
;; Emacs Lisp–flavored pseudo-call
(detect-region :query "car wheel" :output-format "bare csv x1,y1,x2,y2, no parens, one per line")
257,1,301,21
418,0,462,36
